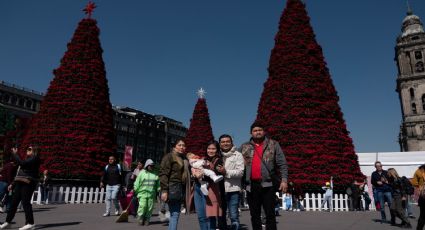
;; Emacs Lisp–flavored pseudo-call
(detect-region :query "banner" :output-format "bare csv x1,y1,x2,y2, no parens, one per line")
124,145,133,171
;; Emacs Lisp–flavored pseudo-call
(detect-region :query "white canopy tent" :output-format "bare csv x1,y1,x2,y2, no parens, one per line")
357,151,425,178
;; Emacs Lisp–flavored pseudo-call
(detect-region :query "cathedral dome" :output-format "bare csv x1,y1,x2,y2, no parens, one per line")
401,13,424,38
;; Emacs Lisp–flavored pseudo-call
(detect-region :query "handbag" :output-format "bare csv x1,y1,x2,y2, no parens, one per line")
253,151,281,191
13,166,31,184
168,183,183,202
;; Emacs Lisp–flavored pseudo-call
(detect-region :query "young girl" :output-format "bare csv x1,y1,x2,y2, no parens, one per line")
320,177,333,212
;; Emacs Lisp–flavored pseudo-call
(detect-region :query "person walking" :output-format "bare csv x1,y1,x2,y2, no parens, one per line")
371,161,393,224
240,121,288,230
100,155,123,217
133,159,160,226
0,146,40,230
39,170,50,204
217,134,244,230
159,138,191,230
387,168,412,228
288,181,304,211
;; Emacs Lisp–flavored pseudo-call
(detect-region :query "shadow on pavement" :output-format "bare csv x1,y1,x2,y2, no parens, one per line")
35,221,81,229
33,207,58,213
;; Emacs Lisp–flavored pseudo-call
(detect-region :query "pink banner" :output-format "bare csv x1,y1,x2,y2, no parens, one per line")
124,145,133,171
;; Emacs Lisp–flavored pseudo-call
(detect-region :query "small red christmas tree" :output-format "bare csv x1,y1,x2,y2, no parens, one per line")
185,88,214,156
20,2,116,180
256,0,363,191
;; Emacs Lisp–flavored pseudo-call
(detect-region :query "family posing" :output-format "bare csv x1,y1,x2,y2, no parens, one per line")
159,121,288,230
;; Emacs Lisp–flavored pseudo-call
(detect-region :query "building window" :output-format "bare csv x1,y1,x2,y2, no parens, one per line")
416,62,424,72
412,103,417,114
10,96,17,105
2,94,9,103
410,88,415,99
26,100,33,109
415,51,423,60
18,98,24,107
422,95,425,111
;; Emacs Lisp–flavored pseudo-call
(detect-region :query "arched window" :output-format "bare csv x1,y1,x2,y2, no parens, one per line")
415,51,423,60
410,88,415,99
25,100,33,109
416,61,424,72
18,97,24,107
412,103,417,114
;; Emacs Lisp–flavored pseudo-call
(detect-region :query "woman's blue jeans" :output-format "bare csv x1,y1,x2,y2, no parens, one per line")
194,182,216,230
168,200,181,230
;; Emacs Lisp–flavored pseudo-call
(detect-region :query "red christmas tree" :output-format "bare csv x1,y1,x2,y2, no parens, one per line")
185,88,214,156
20,3,116,180
256,0,363,192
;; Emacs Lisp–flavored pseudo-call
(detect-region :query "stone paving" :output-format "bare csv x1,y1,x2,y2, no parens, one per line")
0,203,420,229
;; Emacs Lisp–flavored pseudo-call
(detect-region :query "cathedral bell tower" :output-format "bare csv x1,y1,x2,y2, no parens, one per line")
396,4,425,151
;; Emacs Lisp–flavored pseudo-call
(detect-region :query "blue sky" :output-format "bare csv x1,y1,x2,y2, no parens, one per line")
1,1,424,152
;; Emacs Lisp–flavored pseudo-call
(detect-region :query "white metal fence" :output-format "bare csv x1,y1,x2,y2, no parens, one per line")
298,193,375,211
31,186,105,204
32,186,375,212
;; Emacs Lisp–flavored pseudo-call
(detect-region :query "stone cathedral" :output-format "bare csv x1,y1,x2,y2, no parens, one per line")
396,7,425,151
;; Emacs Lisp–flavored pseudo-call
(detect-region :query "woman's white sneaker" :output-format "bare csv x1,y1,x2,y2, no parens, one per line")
18,224,35,230
0,222,10,229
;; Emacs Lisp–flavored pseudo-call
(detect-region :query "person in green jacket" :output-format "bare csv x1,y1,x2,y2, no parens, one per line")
133,159,160,226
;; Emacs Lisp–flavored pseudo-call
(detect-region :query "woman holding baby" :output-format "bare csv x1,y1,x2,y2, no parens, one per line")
192,140,225,230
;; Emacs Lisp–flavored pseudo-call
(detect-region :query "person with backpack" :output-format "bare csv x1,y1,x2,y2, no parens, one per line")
400,175,415,219
100,155,123,217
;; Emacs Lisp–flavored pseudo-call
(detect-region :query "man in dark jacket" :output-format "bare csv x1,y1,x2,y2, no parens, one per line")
100,155,123,217
240,121,288,230
371,161,393,223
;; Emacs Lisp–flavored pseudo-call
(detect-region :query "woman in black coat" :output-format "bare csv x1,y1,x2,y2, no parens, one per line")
0,146,40,230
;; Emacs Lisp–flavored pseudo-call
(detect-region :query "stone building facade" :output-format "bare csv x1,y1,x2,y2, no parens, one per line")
396,8,425,151
113,106,187,164
0,81,43,118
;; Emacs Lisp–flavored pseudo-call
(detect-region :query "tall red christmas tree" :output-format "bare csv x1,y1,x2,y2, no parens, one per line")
256,0,363,191
20,2,116,180
185,88,214,156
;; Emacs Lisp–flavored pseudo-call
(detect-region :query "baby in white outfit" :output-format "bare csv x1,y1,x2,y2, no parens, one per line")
187,152,223,195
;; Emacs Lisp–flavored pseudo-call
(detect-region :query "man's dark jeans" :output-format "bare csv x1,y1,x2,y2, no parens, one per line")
247,182,276,230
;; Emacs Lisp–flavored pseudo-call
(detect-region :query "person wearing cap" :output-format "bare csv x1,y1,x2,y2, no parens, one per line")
240,121,288,230
320,177,334,212
133,159,160,226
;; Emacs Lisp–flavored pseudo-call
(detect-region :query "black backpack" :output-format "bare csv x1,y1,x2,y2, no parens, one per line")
401,176,414,195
